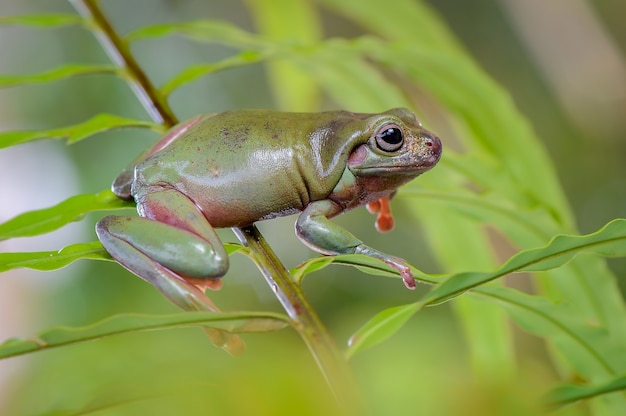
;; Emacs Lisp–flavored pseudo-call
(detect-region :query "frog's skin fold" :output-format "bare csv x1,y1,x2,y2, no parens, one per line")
97,108,442,313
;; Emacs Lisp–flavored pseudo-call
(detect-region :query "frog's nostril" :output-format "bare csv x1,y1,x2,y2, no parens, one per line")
422,135,442,164
414,133,442,166
428,136,442,153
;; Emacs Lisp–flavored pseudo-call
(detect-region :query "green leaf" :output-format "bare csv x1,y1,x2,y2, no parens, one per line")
224,242,246,256
0,14,83,27
346,302,421,359
0,64,121,88
303,40,410,112
421,218,626,305
293,254,439,286
401,188,559,244
245,0,322,110
125,20,267,49
332,254,439,284
0,241,244,274
0,311,290,360
0,190,134,240
41,383,212,416
290,256,334,284
545,374,626,409
161,51,268,97
0,241,111,273
0,114,163,149
318,0,462,52
475,286,624,378
357,36,573,225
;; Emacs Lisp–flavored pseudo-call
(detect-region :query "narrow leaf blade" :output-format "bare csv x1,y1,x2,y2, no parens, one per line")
545,374,626,409
161,51,266,97
331,254,439,285
0,190,134,240
0,311,290,360
0,241,111,273
0,14,82,27
246,0,322,110
0,64,120,88
292,254,439,285
126,20,265,48
290,256,334,284
475,286,623,377
346,302,421,358
0,114,163,149
421,219,626,305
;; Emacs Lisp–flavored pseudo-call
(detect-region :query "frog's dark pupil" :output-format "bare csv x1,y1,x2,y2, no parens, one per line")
381,128,402,144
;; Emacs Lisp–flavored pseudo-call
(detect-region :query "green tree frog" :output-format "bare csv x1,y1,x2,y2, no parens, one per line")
97,108,441,313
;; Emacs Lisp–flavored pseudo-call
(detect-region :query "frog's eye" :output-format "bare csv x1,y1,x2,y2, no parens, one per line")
375,125,404,152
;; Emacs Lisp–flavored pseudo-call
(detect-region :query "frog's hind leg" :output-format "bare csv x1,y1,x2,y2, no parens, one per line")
96,190,244,355
96,188,230,302
96,215,224,311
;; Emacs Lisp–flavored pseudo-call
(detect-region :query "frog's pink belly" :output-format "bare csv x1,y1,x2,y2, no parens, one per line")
133,152,326,228
178,181,306,228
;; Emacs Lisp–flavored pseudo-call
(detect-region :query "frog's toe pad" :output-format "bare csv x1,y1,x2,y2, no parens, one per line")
188,277,223,291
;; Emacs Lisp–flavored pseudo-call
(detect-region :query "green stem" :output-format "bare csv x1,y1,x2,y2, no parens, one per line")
71,0,358,409
70,0,176,128
233,227,359,408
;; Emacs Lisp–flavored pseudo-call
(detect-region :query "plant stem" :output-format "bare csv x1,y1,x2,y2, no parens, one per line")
233,227,359,408
70,0,176,128
71,0,359,409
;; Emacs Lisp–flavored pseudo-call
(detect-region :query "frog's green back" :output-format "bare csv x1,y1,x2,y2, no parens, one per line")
111,115,212,200
111,109,420,227
131,110,378,225
115,110,377,202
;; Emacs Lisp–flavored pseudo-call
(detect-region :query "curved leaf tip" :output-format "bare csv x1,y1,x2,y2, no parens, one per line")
346,302,421,359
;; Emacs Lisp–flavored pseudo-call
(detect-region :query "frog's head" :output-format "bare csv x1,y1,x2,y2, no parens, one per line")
346,108,442,184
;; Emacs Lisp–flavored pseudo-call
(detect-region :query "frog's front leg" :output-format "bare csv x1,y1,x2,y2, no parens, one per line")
295,200,416,290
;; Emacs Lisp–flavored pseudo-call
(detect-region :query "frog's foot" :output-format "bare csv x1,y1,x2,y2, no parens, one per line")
366,196,394,232
297,200,414,289
354,245,416,290
383,258,416,290
187,277,223,292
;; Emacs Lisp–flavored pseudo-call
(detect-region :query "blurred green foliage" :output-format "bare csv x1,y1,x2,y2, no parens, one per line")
0,0,625,415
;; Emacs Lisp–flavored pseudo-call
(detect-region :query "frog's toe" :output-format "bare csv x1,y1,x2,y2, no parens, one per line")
188,277,224,292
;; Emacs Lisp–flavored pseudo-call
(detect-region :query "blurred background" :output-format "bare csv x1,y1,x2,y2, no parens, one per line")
0,0,624,414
